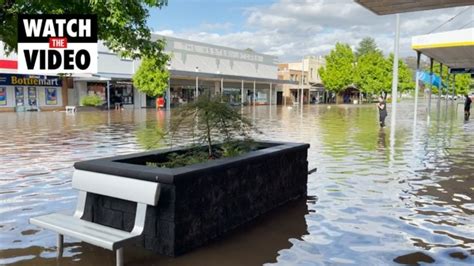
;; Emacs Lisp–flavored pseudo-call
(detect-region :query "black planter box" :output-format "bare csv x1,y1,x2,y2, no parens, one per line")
74,141,309,256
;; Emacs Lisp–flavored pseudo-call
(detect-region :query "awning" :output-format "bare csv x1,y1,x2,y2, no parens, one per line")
354,0,474,15
169,70,297,85
412,28,474,69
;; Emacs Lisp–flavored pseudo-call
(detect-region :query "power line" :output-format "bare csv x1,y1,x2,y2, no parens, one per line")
428,6,473,34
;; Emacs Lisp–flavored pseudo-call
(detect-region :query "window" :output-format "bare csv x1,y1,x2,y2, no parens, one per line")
0,87,6,105
45,88,58,105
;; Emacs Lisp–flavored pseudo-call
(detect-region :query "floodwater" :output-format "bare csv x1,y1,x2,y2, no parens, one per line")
0,100,473,266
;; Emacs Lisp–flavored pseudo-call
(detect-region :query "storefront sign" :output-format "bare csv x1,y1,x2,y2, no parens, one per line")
0,87,6,105
17,14,97,74
0,74,62,87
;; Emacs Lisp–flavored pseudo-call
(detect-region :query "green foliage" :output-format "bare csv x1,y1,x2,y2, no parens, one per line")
354,52,387,95
385,54,414,94
80,95,103,106
0,0,168,59
355,37,381,59
170,95,258,157
146,141,261,168
319,43,355,93
147,149,209,168
426,62,472,95
133,56,170,97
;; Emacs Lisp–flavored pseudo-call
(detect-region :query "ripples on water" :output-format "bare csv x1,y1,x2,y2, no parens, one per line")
0,101,472,265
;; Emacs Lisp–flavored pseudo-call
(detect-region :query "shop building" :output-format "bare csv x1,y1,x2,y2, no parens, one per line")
278,56,326,105
1,35,294,111
72,34,293,109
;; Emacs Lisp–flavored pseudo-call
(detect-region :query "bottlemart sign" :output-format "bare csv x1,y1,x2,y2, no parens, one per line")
17,14,98,74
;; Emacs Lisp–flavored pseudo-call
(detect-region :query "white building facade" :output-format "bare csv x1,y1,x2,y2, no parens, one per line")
1,35,293,111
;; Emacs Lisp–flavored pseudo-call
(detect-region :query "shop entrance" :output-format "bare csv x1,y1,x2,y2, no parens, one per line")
146,95,156,108
277,91,283,105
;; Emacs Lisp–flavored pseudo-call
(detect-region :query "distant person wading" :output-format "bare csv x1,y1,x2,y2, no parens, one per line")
465,94,472,121
377,96,387,128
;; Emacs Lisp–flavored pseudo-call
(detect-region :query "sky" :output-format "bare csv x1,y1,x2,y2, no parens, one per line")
147,0,474,61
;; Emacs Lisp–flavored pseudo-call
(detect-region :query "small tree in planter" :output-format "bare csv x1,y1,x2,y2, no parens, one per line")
133,55,170,99
147,95,261,168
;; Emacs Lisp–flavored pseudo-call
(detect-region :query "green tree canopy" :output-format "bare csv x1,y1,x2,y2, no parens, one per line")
319,43,355,93
0,0,168,59
384,54,414,95
354,51,387,95
355,37,381,59
133,56,170,97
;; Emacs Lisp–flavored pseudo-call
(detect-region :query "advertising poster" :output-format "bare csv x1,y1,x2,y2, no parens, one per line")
46,88,57,105
15,87,24,106
28,87,37,106
0,87,6,105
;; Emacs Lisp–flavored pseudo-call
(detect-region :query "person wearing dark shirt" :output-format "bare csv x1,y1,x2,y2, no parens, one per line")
465,94,472,121
377,96,387,128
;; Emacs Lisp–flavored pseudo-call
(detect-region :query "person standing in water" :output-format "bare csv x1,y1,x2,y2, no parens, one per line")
464,94,472,121
377,96,387,128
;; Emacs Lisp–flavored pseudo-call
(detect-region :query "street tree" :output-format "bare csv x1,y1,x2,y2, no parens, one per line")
133,55,170,97
355,37,381,59
383,54,414,96
354,51,386,96
319,43,355,93
0,0,168,59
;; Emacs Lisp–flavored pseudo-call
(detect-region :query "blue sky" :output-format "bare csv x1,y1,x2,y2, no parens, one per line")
146,0,473,61
148,0,258,34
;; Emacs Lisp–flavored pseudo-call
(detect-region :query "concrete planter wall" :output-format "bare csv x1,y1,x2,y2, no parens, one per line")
74,141,309,256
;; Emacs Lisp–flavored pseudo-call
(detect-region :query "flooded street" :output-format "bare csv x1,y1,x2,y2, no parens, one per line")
0,101,473,265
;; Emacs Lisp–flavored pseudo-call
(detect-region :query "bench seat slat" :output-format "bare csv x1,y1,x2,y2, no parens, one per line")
30,213,140,250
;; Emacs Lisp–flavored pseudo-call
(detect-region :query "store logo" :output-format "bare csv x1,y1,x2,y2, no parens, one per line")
17,14,97,74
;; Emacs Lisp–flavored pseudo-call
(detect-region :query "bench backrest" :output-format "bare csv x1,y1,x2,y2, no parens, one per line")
72,170,160,206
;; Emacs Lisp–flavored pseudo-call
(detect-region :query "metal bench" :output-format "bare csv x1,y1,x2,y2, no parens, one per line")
30,170,161,266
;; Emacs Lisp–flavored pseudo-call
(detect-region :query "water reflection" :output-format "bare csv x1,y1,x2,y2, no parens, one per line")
0,101,473,265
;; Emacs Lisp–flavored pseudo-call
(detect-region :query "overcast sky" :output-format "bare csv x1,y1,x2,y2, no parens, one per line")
147,0,474,61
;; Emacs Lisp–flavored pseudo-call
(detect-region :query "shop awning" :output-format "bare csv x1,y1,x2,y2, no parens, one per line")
169,70,297,85
412,28,474,70
354,0,474,15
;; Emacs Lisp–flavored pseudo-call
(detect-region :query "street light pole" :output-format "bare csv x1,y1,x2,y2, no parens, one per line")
390,13,400,130
195,67,199,101
300,58,304,107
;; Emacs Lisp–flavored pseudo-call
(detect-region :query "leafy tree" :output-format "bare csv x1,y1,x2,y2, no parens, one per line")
383,54,414,95
133,56,170,97
319,43,355,93
355,37,381,59
0,0,168,59
354,51,387,95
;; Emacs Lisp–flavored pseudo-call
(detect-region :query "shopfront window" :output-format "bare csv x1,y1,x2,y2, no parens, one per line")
110,82,134,105
45,88,57,105
87,82,106,102
15,87,24,106
0,87,6,106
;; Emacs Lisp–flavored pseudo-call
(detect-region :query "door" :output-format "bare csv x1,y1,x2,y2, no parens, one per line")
277,91,283,105
146,95,156,108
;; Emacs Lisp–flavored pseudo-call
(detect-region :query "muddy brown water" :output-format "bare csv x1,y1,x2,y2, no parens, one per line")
0,102,473,265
